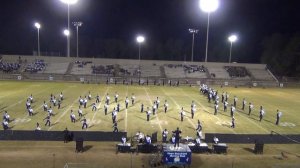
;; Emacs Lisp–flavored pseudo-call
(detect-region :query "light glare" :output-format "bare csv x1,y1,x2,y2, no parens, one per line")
34,22,41,29
137,36,145,43
60,0,78,5
228,35,238,43
199,0,219,13
64,29,70,36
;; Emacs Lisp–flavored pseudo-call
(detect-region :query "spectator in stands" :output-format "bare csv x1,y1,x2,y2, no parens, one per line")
276,110,282,125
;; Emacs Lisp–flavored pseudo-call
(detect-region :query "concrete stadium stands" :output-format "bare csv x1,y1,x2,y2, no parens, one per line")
0,55,278,86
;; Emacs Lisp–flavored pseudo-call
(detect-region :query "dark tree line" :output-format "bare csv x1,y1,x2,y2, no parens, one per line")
261,33,300,77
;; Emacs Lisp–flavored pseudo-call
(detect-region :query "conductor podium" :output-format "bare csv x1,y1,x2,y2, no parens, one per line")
162,144,192,166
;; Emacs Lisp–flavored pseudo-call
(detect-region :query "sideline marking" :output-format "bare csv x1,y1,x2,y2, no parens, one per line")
48,88,91,131
143,87,163,132
87,87,110,131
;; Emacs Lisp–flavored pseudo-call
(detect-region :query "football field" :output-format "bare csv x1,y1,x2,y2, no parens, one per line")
1,80,300,138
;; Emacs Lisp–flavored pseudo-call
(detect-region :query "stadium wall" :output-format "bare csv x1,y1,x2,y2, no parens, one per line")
205,133,300,144
0,130,126,141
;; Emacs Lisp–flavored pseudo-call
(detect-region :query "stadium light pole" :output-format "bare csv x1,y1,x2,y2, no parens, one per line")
199,0,219,62
34,22,41,56
60,0,78,57
136,35,145,62
228,34,237,63
63,29,70,57
189,29,199,62
73,22,83,58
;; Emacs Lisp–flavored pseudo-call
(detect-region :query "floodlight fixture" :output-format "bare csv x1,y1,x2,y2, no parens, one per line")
34,22,41,29
199,0,219,13
60,0,78,5
228,35,238,43
64,29,70,37
136,36,145,43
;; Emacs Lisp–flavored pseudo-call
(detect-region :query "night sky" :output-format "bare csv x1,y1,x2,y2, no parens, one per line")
0,0,299,63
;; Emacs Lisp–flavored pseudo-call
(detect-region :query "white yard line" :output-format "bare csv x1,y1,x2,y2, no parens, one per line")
4,86,54,112
124,85,129,132
180,89,237,134
11,86,57,127
48,89,89,131
160,88,196,129
143,87,163,132
87,87,110,131
179,88,271,134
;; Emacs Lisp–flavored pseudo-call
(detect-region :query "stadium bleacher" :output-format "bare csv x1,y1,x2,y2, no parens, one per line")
0,55,278,86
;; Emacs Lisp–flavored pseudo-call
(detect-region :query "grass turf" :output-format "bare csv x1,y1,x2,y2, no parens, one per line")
0,80,300,139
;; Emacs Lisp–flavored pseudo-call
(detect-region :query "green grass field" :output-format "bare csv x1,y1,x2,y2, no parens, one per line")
1,80,300,168
1,80,300,138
